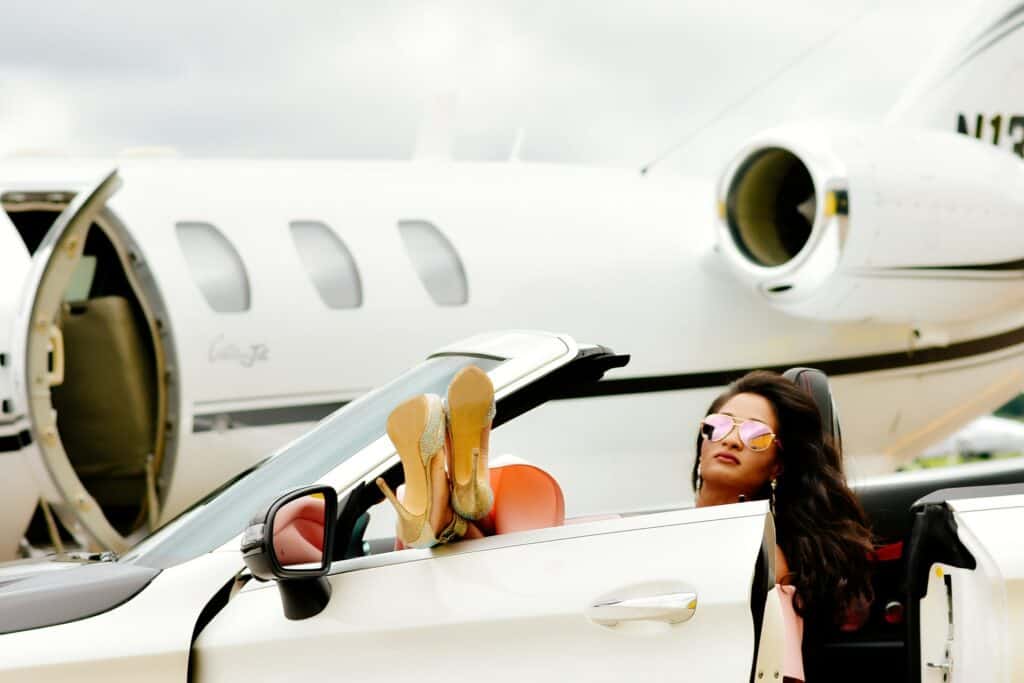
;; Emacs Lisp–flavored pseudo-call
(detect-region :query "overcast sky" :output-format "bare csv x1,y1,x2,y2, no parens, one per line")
0,1,978,176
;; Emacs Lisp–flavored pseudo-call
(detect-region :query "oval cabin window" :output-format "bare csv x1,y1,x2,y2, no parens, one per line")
175,222,252,313
398,220,468,306
289,221,363,309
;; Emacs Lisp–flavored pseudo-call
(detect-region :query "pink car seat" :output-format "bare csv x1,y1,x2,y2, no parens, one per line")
273,496,326,566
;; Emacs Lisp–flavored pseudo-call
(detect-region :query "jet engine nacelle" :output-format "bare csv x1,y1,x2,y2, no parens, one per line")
715,122,1024,323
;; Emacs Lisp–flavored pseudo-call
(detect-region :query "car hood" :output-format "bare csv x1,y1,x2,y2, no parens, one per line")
0,556,159,634
0,556,90,583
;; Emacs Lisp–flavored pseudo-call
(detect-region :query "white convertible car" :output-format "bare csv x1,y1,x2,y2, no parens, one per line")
0,331,1020,682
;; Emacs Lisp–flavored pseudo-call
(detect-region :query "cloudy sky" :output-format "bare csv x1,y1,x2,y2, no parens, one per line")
0,1,978,176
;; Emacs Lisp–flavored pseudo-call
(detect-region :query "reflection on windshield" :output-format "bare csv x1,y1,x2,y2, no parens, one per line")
125,355,502,569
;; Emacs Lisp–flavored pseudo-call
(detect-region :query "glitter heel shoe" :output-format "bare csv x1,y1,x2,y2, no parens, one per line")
446,366,496,520
376,394,466,548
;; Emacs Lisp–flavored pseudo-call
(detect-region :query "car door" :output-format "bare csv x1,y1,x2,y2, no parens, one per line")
912,487,1024,682
194,501,772,683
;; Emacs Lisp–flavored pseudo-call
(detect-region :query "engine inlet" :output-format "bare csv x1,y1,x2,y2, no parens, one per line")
725,147,815,267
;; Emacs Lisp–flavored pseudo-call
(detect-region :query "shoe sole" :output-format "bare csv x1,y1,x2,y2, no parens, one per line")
386,395,433,519
448,366,494,489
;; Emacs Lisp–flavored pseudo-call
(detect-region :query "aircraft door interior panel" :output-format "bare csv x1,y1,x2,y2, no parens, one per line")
5,183,170,549
52,296,157,534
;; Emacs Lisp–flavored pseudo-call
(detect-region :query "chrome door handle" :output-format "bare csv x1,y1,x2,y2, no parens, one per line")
586,591,698,626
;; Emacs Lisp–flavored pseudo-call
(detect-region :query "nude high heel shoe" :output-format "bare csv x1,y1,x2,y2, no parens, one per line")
376,394,466,548
446,366,496,520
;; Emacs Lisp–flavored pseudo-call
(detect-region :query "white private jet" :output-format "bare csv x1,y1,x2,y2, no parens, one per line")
1,0,1023,560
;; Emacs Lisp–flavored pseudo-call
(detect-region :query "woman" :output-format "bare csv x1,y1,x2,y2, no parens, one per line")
693,370,874,682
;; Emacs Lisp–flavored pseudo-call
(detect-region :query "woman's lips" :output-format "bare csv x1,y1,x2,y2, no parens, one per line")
714,453,740,465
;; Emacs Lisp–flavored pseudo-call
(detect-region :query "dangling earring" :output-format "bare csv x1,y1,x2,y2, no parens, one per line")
770,477,777,513
696,462,703,491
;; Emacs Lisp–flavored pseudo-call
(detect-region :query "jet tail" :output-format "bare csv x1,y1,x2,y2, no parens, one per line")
886,0,1024,160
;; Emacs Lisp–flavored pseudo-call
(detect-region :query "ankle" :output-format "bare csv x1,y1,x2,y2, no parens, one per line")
435,506,454,535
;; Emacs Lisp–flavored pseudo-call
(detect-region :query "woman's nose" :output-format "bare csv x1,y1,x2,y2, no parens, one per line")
722,426,743,449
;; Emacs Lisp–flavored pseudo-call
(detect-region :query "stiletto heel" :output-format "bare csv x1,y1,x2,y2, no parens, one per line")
446,366,496,520
375,477,419,535
377,393,465,548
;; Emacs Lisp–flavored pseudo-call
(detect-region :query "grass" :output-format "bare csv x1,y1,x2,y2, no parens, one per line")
900,450,1023,471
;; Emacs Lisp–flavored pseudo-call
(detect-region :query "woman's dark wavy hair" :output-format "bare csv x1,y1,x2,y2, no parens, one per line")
690,370,874,624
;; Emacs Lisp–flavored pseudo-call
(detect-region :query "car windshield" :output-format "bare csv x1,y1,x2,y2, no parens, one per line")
124,354,503,569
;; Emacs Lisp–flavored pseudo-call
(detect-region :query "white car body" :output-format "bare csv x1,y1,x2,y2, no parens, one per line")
919,493,1024,680
0,330,1019,682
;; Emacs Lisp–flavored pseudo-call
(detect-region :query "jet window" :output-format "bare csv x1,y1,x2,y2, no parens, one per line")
398,220,468,306
175,222,252,313
289,221,363,309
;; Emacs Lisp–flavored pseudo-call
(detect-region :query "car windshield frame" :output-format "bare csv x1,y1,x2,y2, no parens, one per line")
123,354,504,569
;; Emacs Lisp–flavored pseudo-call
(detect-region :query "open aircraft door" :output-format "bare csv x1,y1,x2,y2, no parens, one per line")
8,169,134,554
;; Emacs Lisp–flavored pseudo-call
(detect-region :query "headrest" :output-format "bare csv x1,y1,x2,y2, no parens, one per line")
485,458,565,534
783,367,842,454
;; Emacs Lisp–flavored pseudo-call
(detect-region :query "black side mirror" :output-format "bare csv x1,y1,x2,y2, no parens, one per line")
241,485,338,620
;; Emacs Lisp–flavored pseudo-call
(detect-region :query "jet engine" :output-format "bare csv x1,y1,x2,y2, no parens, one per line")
715,122,1024,323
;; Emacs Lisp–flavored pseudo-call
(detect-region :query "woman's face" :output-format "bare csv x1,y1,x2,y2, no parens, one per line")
699,392,782,496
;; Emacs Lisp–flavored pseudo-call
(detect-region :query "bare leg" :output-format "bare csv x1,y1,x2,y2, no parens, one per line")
461,521,485,539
